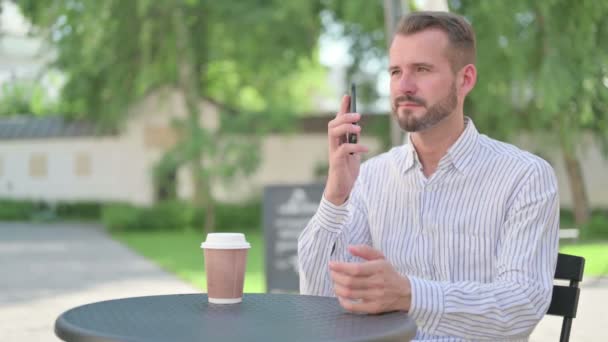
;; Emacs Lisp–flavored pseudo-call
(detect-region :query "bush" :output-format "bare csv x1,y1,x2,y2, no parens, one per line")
212,200,262,231
56,201,102,220
140,200,195,231
101,203,142,232
0,196,263,233
102,200,196,232
560,209,576,228
0,199,103,221
580,214,608,240
0,199,38,220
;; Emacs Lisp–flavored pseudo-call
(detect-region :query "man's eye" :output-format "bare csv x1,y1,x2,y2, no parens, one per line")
390,70,400,76
417,67,429,72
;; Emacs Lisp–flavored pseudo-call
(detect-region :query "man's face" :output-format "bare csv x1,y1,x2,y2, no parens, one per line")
389,29,459,132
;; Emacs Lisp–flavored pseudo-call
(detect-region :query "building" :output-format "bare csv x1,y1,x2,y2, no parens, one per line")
0,0,605,209
1,88,607,209
0,88,383,205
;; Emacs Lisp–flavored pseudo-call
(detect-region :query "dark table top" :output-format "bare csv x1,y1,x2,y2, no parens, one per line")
55,293,417,342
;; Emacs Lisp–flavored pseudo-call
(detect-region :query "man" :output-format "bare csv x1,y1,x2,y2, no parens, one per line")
298,11,559,341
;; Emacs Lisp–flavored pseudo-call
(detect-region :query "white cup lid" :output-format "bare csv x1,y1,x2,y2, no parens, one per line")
200,233,251,249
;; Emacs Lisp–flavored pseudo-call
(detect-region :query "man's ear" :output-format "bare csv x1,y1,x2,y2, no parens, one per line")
458,64,477,97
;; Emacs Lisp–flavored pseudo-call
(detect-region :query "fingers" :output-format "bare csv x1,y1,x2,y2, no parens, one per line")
332,142,369,158
330,270,378,290
348,245,385,261
329,260,385,277
337,94,350,117
329,121,361,138
329,113,361,129
338,296,385,315
329,260,390,315
328,113,363,151
329,95,361,151
334,283,381,301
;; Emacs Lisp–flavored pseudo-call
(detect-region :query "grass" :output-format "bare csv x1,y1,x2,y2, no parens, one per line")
112,229,608,292
111,228,266,293
560,241,608,277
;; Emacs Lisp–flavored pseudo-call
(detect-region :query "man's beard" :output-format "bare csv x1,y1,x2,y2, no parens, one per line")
391,82,458,132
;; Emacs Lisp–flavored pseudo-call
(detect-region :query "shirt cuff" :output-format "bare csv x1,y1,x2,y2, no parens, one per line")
408,275,445,334
314,194,350,233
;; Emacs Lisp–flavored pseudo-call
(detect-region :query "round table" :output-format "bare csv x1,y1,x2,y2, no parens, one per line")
55,293,417,342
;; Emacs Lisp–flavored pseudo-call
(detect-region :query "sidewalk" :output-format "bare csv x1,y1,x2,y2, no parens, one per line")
0,222,198,342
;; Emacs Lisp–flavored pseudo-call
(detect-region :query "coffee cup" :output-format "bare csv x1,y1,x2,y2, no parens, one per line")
200,233,250,304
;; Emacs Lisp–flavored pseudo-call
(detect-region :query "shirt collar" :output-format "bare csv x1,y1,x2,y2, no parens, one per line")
400,116,479,175
401,138,418,173
443,117,479,174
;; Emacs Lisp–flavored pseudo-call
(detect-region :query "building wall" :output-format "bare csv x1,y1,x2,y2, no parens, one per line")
0,136,152,204
1,95,607,209
0,89,194,205
199,133,383,202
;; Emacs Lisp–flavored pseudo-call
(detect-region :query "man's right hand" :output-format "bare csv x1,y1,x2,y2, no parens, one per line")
324,95,369,206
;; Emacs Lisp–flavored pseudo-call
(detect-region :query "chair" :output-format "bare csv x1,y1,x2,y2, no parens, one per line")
546,253,585,342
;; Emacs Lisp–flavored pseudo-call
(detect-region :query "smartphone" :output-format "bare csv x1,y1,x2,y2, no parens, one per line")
347,83,358,144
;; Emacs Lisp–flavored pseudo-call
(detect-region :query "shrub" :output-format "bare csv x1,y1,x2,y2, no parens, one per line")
102,200,196,232
0,199,37,220
191,201,261,232
580,214,608,240
0,196,263,233
560,209,576,228
214,200,262,231
101,203,142,232
140,200,195,231
0,199,103,221
56,201,102,220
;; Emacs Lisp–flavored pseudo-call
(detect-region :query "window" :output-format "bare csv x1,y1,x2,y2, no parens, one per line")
29,153,47,178
74,152,91,177
144,124,177,149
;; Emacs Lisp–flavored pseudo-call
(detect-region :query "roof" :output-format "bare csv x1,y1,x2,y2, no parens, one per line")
0,113,390,140
0,116,111,140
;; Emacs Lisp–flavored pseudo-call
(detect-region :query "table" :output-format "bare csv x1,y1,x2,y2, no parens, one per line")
55,293,417,342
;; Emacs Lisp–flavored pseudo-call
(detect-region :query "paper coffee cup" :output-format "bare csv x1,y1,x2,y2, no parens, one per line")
201,233,250,304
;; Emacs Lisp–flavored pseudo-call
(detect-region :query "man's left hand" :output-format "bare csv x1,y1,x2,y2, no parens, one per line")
329,245,411,314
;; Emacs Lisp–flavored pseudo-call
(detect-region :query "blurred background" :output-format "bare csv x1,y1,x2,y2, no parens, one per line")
0,0,606,341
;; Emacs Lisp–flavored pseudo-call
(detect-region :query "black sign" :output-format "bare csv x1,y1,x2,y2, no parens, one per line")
263,183,325,293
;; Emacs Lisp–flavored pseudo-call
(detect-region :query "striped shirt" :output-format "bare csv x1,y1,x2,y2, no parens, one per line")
298,118,559,341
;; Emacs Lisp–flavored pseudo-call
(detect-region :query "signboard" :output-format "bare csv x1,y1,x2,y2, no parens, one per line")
263,183,325,293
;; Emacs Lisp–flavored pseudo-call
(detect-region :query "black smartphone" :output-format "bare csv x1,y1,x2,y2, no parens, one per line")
348,83,358,144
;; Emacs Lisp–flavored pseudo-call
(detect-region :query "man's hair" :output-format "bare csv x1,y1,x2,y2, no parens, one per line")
396,11,476,72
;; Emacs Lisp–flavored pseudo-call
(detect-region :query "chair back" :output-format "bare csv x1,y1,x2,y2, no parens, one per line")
546,253,585,342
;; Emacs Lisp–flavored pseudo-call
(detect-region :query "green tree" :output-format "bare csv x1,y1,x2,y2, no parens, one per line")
0,80,60,116
15,0,326,233
323,1,608,228
455,0,608,227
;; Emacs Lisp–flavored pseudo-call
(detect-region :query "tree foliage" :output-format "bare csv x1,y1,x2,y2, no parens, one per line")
455,0,608,144
15,0,328,232
0,80,59,116
323,0,608,225
16,0,326,126
455,0,608,225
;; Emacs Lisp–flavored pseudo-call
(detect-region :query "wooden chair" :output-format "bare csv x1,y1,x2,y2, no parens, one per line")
546,253,585,342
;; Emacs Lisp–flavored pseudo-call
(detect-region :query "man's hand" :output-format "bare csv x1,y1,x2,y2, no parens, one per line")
324,95,369,205
329,245,411,314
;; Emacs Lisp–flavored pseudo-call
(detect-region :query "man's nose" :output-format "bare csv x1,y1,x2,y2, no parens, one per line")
397,75,417,95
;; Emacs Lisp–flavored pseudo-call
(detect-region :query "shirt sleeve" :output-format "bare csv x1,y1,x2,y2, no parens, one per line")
408,159,560,340
297,178,372,296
